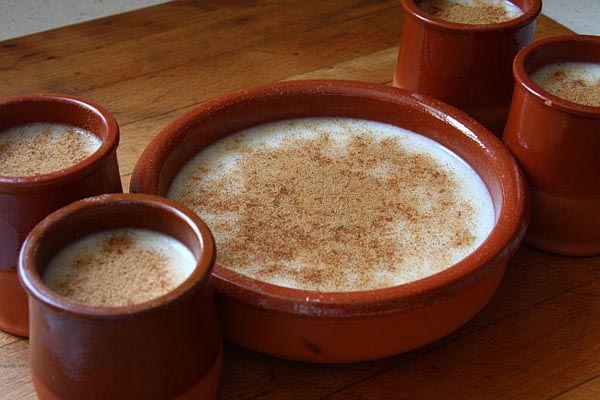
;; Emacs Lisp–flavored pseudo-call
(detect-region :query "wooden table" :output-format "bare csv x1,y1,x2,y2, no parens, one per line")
0,1,598,399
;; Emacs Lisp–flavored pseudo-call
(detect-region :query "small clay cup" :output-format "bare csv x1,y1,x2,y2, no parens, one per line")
131,80,529,363
393,0,541,136
503,35,600,256
0,93,122,337
19,193,222,399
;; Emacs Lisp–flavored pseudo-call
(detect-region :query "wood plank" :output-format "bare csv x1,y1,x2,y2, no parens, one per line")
554,377,600,400
0,0,397,97
0,330,19,347
285,47,398,83
0,341,35,400
571,276,600,296
454,246,600,334
325,278,600,400
0,1,248,70
218,343,413,400
76,7,402,125
532,13,577,38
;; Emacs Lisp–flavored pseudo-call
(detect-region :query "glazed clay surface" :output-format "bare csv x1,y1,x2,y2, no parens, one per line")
394,0,541,136
19,194,222,399
504,35,600,256
131,80,529,363
0,94,122,337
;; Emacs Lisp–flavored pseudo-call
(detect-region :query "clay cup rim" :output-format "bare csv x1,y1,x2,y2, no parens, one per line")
18,193,216,319
0,93,120,190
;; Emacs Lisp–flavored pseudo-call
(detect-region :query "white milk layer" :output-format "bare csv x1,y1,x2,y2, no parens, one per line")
418,0,524,23
44,228,196,307
0,122,101,177
530,62,600,106
169,117,496,292
532,62,600,84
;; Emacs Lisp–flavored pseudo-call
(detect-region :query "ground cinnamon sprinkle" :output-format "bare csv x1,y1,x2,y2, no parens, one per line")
534,69,600,107
419,0,520,24
45,230,180,307
171,119,488,292
0,123,100,177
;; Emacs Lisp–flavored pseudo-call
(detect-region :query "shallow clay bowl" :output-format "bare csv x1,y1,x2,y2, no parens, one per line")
131,80,529,363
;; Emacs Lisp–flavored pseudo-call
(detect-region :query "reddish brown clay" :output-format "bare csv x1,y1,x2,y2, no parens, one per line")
0,94,122,337
19,193,222,399
504,35,600,256
393,0,541,136
131,80,529,363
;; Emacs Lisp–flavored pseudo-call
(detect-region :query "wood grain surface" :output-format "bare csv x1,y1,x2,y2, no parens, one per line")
0,1,598,399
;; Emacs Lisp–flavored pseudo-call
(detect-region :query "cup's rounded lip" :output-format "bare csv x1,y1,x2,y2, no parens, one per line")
513,34,600,118
132,79,529,318
401,0,541,33
18,193,216,319
0,93,120,190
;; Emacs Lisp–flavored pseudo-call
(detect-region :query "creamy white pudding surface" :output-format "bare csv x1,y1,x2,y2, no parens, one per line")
0,122,101,177
169,118,495,292
44,228,196,307
531,62,600,107
418,0,523,25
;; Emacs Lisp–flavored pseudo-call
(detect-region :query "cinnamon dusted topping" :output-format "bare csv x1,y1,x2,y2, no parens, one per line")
531,63,600,107
418,0,522,25
102,231,135,255
44,229,195,307
170,118,494,292
0,123,100,177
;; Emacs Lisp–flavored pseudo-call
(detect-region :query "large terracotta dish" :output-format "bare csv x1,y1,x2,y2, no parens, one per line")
131,80,529,363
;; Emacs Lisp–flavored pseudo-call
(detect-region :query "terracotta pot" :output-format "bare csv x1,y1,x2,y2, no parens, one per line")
0,94,122,337
393,0,541,136
130,80,529,363
19,193,222,399
503,35,600,256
